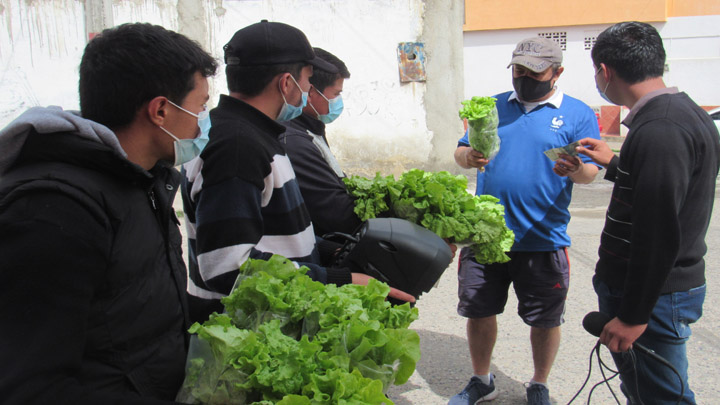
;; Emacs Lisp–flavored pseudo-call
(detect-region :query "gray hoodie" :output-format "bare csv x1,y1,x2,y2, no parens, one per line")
0,106,126,176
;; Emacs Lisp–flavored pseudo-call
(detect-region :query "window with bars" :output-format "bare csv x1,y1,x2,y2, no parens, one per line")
538,32,567,50
584,36,597,50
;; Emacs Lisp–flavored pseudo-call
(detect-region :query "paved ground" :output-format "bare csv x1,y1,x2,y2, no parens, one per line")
174,174,720,404
386,177,720,405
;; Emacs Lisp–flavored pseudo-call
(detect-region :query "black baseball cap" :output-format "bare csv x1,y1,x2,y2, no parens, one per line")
223,20,338,73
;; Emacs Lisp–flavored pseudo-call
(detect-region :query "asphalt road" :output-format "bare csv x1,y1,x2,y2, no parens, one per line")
387,178,720,405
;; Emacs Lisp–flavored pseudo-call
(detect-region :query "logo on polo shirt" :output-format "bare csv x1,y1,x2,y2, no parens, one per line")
551,116,564,130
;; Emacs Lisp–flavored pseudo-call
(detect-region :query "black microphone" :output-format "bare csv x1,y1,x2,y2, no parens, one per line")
582,311,669,365
583,311,686,404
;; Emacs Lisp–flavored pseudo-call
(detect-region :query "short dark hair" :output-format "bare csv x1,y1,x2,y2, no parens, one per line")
309,48,350,92
591,21,665,84
79,23,217,130
226,63,305,96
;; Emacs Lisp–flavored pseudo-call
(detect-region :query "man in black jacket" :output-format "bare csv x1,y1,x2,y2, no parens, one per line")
577,21,719,404
280,48,361,237
0,24,216,404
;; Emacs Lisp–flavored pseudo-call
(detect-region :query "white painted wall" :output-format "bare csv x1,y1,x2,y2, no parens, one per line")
210,0,436,174
0,0,464,173
463,15,720,108
0,0,86,125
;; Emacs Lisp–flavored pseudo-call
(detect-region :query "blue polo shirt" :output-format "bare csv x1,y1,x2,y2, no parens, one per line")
459,90,601,251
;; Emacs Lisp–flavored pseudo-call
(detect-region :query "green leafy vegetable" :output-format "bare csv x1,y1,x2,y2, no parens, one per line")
344,169,514,264
178,255,420,404
459,96,500,159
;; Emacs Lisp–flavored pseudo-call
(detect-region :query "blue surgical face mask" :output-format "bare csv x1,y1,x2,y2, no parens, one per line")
277,74,308,122
160,100,211,166
309,89,344,124
595,67,613,104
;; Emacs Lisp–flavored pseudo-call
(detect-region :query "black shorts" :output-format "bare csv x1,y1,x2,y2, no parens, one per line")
457,247,570,328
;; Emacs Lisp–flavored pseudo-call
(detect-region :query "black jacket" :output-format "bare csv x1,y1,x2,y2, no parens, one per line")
0,108,187,404
596,92,720,324
281,113,361,237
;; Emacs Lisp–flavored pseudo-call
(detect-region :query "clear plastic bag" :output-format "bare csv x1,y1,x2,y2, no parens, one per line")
176,336,249,405
467,105,500,160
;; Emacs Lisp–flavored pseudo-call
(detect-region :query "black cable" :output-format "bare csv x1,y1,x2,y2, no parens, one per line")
565,341,599,404
582,313,687,405
590,342,620,404
626,349,645,405
566,341,621,405
582,343,686,405
587,375,621,405
625,347,685,405
591,342,620,405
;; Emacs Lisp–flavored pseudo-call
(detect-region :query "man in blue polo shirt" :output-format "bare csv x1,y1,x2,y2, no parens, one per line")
449,37,601,405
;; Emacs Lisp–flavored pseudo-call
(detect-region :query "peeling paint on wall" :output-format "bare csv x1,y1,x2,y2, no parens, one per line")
1,0,464,172
0,0,85,125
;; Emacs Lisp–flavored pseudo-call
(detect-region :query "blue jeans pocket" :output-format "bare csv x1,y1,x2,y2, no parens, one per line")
671,285,705,340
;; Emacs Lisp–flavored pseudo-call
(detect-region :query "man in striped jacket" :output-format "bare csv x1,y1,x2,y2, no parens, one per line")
181,20,413,323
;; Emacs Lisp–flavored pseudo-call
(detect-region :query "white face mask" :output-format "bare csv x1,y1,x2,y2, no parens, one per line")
159,100,211,166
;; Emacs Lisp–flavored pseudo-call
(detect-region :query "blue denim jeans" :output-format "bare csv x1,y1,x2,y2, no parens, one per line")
593,276,705,405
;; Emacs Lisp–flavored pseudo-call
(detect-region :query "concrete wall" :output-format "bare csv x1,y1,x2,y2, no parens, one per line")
0,0,465,175
463,15,720,126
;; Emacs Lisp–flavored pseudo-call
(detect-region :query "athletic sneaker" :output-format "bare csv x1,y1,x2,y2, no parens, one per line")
448,376,499,404
526,383,551,405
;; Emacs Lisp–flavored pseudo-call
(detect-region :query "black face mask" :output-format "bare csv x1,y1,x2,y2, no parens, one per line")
512,75,553,102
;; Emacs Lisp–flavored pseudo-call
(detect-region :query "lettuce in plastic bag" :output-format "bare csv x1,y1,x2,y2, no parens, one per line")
459,96,500,159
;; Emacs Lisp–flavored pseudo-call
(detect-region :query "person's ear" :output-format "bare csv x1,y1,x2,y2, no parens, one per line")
277,73,293,96
147,96,169,126
307,85,319,101
599,63,613,82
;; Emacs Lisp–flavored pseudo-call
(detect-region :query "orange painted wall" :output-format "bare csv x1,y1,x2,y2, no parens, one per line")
668,0,720,17
464,0,666,31
464,0,720,31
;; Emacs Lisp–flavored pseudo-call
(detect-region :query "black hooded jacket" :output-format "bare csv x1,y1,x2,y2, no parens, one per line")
0,107,187,404
281,113,361,237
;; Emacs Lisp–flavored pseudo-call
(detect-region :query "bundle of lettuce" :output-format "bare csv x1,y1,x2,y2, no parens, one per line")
458,96,500,160
176,255,420,405
343,169,514,264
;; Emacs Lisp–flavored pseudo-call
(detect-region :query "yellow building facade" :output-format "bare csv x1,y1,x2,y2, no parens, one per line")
464,0,720,31
462,0,720,135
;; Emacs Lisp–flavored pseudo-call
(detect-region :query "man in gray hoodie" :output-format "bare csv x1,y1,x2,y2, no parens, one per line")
0,23,216,404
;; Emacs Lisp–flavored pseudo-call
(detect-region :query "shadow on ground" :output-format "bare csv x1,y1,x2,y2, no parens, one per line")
388,329,544,404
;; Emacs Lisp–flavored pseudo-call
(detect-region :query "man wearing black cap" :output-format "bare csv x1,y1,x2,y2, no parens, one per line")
181,21,413,323
450,37,602,405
